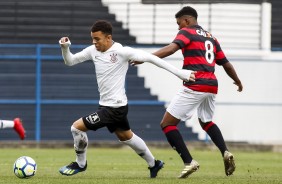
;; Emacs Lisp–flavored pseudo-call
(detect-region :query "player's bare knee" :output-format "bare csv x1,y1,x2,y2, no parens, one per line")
160,121,165,128
72,118,81,127
160,120,172,128
115,129,133,141
72,118,88,131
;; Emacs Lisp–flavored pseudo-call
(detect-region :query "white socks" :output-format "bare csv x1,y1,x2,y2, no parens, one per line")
71,125,88,168
70,126,155,168
0,120,14,129
121,133,155,167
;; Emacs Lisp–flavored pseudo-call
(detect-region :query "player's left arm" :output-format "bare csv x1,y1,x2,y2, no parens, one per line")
119,47,196,82
130,39,180,66
222,62,243,92
214,39,243,92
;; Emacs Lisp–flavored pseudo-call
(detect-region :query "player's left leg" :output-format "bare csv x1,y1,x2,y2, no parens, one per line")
116,129,164,178
0,118,26,140
200,120,227,155
200,120,235,176
198,94,235,176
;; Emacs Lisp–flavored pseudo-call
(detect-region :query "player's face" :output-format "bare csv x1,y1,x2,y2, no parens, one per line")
91,31,112,52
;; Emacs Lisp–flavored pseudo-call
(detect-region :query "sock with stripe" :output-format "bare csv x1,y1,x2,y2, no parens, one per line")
203,122,227,156
162,125,193,164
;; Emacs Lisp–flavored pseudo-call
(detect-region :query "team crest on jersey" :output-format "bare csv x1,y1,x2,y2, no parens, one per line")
86,113,100,124
110,53,118,63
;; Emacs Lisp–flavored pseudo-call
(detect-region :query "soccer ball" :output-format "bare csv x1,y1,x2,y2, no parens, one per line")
13,156,37,178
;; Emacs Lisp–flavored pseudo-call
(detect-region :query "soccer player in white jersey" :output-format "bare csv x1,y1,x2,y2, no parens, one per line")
0,118,25,140
58,20,196,178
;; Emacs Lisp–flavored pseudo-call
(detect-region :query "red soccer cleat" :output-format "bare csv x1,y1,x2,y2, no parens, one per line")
13,118,26,140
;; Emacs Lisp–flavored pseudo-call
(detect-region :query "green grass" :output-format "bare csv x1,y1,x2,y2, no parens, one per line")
0,147,281,184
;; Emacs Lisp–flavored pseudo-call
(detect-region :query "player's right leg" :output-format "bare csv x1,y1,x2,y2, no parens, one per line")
59,118,88,176
59,107,112,176
178,160,200,178
161,87,202,178
59,161,87,176
161,112,199,178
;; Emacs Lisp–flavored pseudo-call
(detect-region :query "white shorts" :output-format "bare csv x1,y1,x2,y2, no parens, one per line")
167,86,216,122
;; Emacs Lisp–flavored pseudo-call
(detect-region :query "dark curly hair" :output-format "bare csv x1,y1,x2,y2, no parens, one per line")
175,6,198,20
91,20,112,35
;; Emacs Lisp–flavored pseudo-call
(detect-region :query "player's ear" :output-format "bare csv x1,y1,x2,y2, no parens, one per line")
184,17,190,25
106,34,112,40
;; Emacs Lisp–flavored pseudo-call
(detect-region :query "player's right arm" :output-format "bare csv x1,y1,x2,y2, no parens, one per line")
59,37,91,66
153,28,191,59
152,43,180,58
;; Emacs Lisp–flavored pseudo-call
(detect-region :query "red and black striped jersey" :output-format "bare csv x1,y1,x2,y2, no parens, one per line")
172,25,229,94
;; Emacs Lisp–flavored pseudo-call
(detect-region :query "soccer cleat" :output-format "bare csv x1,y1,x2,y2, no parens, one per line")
13,118,26,140
149,160,164,178
59,162,87,176
178,160,200,179
224,151,236,176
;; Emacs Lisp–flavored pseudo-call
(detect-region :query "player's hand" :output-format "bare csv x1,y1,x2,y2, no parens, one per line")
179,70,196,82
59,37,71,48
234,81,243,92
188,71,196,82
130,60,144,66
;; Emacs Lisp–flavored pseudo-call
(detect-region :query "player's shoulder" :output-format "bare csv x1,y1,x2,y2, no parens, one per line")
113,42,123,48
194,26,219,42
179,26,196,35
110,42,131,53
84,45,97,52
80,45,97,56
115,44,135,56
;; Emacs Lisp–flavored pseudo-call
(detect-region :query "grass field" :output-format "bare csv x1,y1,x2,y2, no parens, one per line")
0,147,281,184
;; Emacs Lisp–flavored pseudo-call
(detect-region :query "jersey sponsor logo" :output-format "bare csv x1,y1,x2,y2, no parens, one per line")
86,113,100,124
110,53,118,63
196,29,214,39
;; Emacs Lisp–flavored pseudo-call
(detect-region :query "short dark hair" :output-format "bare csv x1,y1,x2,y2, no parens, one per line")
91,20,112,35
175,6,198,19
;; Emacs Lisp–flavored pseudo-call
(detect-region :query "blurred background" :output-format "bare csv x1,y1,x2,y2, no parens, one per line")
0,0,281,148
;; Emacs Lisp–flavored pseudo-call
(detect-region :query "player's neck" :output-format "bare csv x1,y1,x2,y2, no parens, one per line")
104,40,115,52
189,22,198,27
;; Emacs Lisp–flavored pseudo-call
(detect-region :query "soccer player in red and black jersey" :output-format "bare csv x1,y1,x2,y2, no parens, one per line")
153,6,243,178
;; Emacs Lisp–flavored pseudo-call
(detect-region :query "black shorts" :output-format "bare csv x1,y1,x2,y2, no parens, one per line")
82,105,130,133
